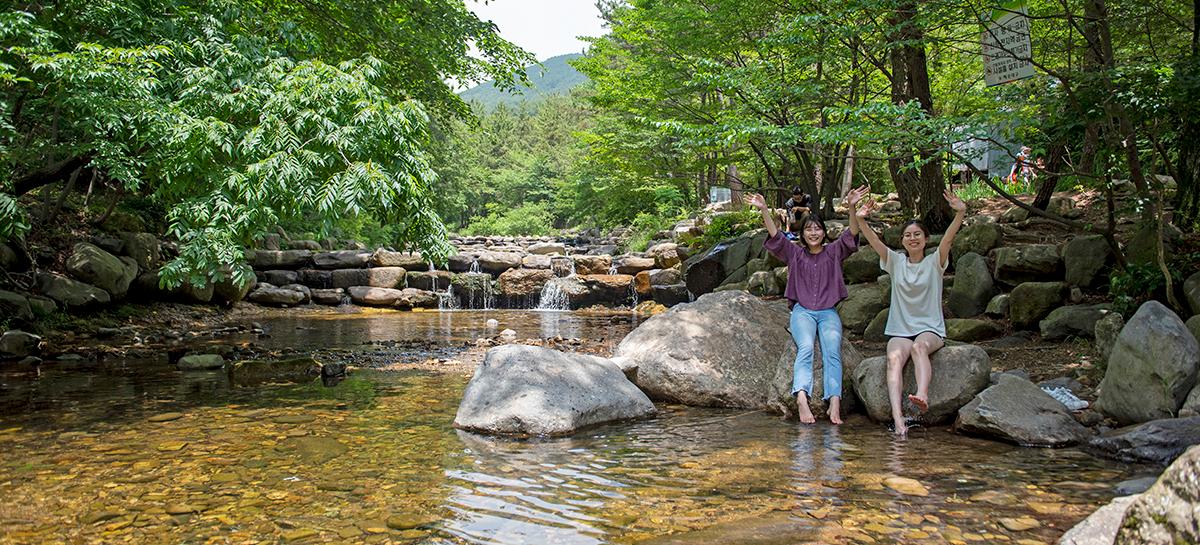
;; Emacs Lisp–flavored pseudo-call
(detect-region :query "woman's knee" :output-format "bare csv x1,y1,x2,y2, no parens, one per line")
886,352,907,370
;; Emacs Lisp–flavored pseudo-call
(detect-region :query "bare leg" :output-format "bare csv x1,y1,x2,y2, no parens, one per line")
886,337,915,436
796,391,816,424
907,332,944,413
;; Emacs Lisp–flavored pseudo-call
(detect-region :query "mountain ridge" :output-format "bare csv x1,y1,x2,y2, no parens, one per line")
460,53,587,109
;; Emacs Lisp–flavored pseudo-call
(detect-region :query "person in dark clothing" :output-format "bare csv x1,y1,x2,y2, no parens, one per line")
783,187,812,235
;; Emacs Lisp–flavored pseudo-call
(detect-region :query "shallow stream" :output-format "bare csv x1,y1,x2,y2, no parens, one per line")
0,311,1149,544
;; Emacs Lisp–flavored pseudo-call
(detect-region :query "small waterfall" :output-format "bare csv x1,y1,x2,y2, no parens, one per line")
437,285,459,310
608,264,618,275
536,277,572,311
628,282,639,308
457,272,495,310
469,258,481,274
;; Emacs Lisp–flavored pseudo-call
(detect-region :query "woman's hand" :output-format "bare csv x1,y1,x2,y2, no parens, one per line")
856,198,876,218
744,193,768,211
944,188,966,213
845,185,869,208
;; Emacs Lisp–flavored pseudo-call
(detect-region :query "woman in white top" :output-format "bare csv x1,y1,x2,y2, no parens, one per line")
848,187,966,436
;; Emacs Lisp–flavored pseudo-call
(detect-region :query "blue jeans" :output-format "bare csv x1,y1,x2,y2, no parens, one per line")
789,304,843,399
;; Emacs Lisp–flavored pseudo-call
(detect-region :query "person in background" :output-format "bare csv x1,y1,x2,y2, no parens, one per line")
1008,146,1034,187
848,187,967,436
743,187,867,425
783,187,812,237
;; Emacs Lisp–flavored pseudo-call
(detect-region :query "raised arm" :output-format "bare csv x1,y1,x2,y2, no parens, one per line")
845,187,863,236
937,188,967,268
744,193,778,238
846,186,889,265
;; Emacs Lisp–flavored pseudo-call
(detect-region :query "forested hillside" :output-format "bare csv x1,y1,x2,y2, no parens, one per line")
460,53,588,109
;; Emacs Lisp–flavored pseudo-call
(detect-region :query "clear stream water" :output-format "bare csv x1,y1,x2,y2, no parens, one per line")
0,311,1150,545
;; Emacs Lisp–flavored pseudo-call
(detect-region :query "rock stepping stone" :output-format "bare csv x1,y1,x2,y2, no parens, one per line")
273,414,316,424
147,412,184,423
883,476,929,496
999,517,1040,531
155,441,188,452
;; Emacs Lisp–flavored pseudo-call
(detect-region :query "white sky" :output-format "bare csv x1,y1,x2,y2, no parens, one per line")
467,0,607,61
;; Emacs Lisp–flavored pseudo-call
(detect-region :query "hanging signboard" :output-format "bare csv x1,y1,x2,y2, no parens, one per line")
982,0,1035,86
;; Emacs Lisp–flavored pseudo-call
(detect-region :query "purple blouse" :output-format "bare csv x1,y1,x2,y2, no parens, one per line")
763,229,858,310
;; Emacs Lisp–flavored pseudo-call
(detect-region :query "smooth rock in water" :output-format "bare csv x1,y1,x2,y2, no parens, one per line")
247,286,305,306
280,436,348,463
0,290,33,322
486,319,499,328
177,354,225,371
947,252,993,318
883,476,929,496
1040,304,1112,341
148,412,184,422
397,288,438,309
0,330,42,357
453,345,655,436
1008,281,1067,329
1116,444,1200,544
1057,495,1137,545
347,286,403,307
67,240,136,296
498,268,554,299
836,283,888,334
228,357,322,385
945,318,1004,342
1114,476,1160,496
993,244,1062,286
499,329,517,338
35,272,111,309
1095,301,1200,424
310,288,345,306
314,250,370,270
1088,416,1200,464
612,291,791,409
852,345,991,425
1063,235,1113,288
955,374,1091,447
766,336,862,418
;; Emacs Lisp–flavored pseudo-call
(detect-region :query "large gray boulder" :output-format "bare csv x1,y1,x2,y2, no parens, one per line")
330,268,371,289
955,374,1091,447
611,290,790,409
212,272,254,305
836,283,888,334
1116,444,1200,544
1008,281,1067,329
370,249,425,269
260,270,298,286
1057,495,1138,545
251,250,312,270
767,337,863,418
454,345,655,436
313,250,370,270
947,252,993,318
650,284,690,307
682,235,756,296
1039,304,1112,341
0,330,42,357
0,290,33,322
1089,416,1200,464
365,267,406,289
1186,271,1200,317
35,272,111,309
247,285,306,306
945,318,1004,342
993,244,1062,286
747,271,781,297
1095,301,1200,424
475,251,524,275
1095,312,1125,369
66,243,137,298
950,223,1003,265
842,247,882,284
1063,235,1112,289
119,232,160,270
396,288,438,309
851,345,991,425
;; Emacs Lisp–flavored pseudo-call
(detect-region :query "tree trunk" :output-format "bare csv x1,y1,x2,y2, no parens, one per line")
1032,143,1065,210
1172,0,1200,229
887,2,950,229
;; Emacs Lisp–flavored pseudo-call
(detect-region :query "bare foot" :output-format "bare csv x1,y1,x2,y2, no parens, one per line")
907,394,928,414
893,420,908,437
796,392,816,424
827,397,843,425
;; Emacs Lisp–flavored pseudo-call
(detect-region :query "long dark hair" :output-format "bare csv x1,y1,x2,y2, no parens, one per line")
800,213,827,236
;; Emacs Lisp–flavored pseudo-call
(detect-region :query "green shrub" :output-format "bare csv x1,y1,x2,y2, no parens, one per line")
1110,262,1186,316
689,209,760,250
462,202,556,236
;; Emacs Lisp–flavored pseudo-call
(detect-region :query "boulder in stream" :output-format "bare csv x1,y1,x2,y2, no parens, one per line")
228,357,322,385
955,374,1091,447
1116,444,1200,544
1095,300,1199,424
851,345,991,425
454,345,654,436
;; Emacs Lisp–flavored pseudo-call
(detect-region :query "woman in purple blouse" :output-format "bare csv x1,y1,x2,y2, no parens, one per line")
745,188,865,424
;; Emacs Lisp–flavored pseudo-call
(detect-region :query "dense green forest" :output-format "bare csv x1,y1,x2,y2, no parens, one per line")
2,0,1198,282
459,53,587,110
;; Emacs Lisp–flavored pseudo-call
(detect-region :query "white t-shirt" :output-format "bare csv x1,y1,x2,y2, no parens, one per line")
881,249,947,337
